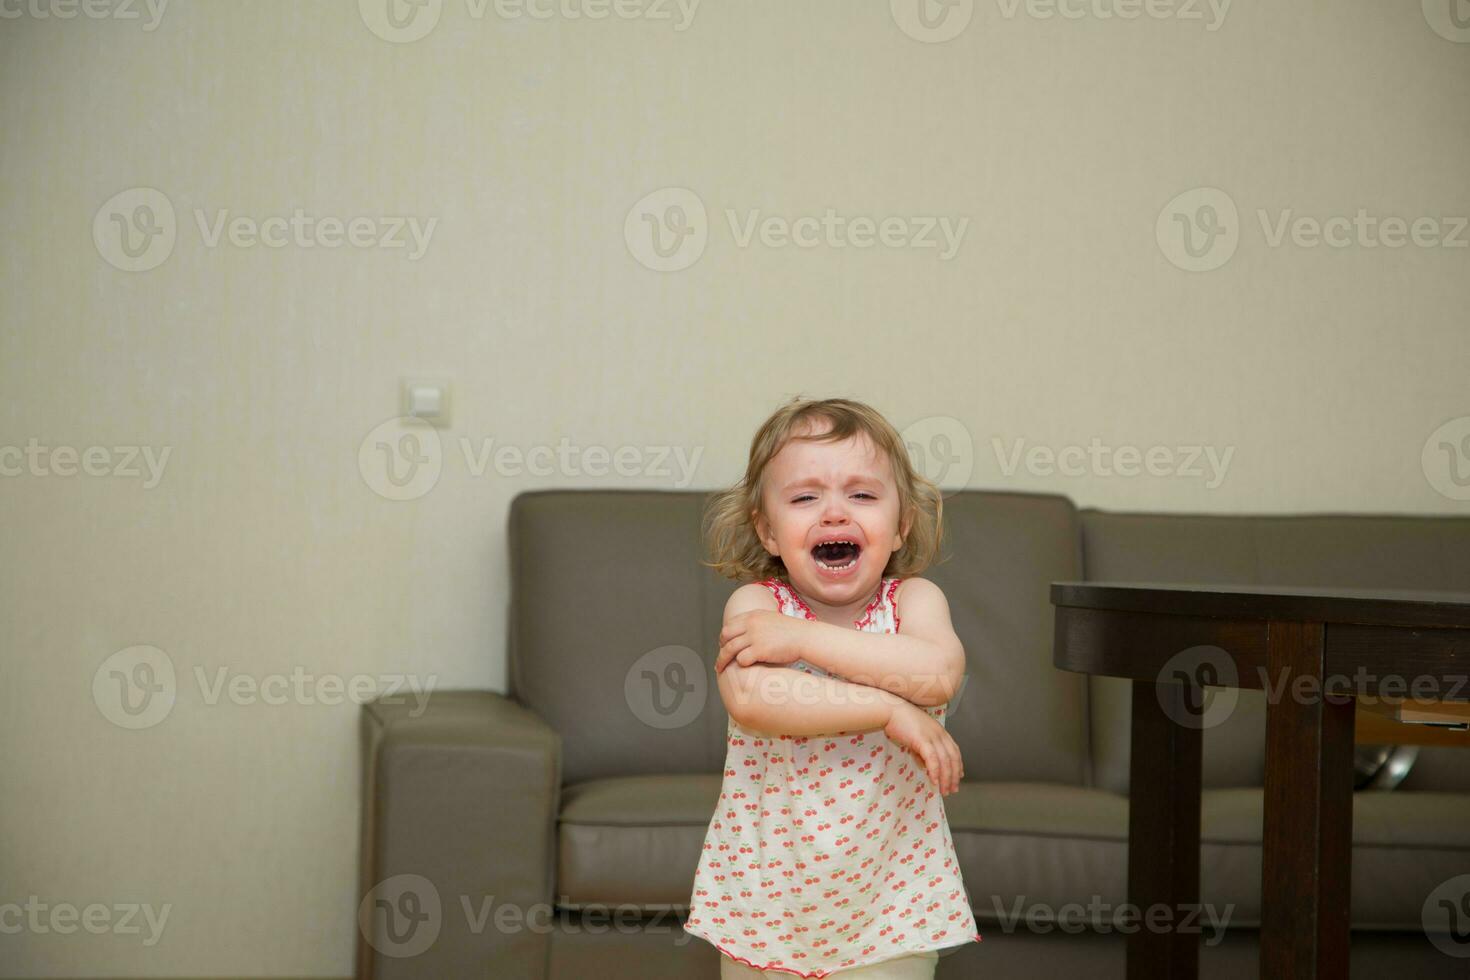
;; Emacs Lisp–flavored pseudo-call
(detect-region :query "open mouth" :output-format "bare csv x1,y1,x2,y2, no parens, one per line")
811,539,861,572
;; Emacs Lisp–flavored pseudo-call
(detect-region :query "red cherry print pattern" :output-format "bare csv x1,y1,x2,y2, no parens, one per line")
683,577,981,977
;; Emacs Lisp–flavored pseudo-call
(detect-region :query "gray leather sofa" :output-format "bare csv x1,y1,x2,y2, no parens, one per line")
356,489,1470,979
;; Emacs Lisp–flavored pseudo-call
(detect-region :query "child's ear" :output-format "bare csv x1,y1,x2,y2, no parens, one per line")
751,509,775,554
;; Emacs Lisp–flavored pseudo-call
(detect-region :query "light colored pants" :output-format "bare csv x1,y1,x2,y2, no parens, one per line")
719,950,938,979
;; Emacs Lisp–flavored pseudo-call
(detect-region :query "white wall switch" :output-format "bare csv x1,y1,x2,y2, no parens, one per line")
401,377,451,427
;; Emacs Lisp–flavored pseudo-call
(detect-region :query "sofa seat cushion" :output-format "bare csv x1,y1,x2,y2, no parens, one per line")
555,776,1133,915
947,784,1470,932
557,774,720,912
1198,788,1470,929
558,775,1470,932
943,781,1130,926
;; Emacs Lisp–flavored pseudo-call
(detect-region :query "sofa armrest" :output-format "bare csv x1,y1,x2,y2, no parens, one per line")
356,690,562,980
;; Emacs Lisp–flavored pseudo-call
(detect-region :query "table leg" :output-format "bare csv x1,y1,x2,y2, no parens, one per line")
1127,679,1202,979
1261,620,1355,979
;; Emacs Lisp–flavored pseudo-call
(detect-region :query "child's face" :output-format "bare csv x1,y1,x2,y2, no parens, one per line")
752,427,909,602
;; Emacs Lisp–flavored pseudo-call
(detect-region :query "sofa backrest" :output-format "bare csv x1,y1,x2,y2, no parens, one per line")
508,490,730,787
507,489,1090,788
507,490,1470,793
1080,510,1470,795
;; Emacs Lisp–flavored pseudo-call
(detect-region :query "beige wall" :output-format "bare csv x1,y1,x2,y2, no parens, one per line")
2,0,1467,973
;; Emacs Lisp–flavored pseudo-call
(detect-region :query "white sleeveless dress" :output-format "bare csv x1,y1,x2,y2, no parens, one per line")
683,576,982,977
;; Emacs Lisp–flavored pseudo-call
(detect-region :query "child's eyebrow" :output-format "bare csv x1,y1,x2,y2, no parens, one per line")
781,474,884,491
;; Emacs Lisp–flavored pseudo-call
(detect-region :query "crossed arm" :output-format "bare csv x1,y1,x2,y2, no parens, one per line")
715,578,966,737
718,664,910,737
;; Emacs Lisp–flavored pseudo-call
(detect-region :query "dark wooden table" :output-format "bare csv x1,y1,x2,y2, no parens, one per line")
1050,581,1470,979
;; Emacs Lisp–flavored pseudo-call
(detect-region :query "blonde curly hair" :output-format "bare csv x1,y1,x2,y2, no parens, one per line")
701,396,947,583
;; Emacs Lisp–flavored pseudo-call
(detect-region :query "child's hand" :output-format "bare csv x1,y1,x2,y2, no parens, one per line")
716,610,809,673
883,702,964,797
